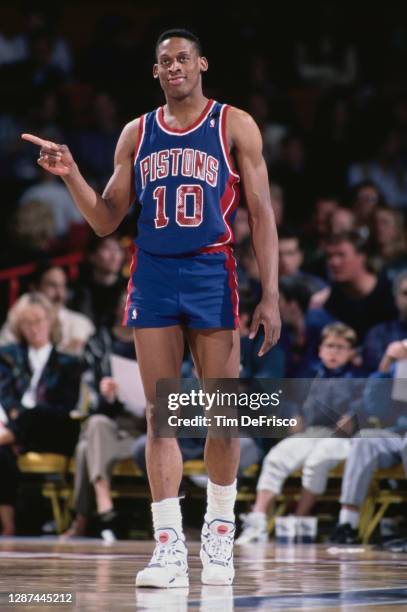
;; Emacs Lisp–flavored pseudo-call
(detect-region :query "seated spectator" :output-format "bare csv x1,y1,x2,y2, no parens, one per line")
328,207,356,235
363,270,407,372
348,130,407,209
350,180,386,238
368,206,407,280
237,322,364,544
18,171,87,247
62,294,145,540
0,292,81,535
330,349,407,544
302,195,340,279
0,263,95,356
6,200,57,266
69,234,127,329
279,280,333,376
278,227,327,296
322,231,397,340
304,196,340,248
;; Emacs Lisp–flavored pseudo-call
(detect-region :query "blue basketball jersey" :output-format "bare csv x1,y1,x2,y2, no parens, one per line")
133,99,240,256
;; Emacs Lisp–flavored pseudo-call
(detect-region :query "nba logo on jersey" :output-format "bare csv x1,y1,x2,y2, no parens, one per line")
131,308,138,320
133,100,240,256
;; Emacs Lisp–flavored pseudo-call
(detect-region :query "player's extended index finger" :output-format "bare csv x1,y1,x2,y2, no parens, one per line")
21,133,57,149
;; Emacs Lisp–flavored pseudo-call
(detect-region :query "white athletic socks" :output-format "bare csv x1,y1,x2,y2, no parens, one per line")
339,508,360,529
151,497,184,538
204,479,237,523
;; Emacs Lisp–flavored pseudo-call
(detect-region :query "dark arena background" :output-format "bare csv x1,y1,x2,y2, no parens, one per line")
0,1,407,610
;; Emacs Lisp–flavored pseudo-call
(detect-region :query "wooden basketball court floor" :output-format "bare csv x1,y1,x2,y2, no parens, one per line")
0,538,406,611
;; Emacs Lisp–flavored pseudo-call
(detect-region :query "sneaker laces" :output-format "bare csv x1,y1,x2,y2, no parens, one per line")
206,531,234,565
149,542,183,568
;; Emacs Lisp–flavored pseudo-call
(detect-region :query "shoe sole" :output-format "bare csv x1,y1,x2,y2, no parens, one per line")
200,550,234,585
135,575,189,588
201,570,235,585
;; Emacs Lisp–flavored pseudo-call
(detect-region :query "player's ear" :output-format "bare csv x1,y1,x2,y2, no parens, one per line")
153,64,159,79
199,56,208,73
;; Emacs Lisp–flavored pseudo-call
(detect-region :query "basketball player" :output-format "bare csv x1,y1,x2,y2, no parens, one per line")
22,29,280,588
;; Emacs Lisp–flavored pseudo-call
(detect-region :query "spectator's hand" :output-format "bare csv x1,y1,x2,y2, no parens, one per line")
288,414,303,434
309,287,331,309
100,377,119,403
249,295,281,356
63,338,86,355
21,134,76,177
335,414,355,437
384,340,407,362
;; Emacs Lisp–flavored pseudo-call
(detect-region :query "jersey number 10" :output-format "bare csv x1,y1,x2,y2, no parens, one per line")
153,185,203,228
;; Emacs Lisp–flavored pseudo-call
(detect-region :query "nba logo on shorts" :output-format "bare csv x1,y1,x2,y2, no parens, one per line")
132,308,138,320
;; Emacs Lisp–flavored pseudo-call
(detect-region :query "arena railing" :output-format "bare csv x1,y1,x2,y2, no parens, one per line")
0,252,84,308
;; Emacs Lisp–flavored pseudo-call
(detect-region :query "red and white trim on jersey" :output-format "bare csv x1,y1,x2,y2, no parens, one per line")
199,104,241,250
156,99,216,136
201,173,239,250
219,105,240,180
134,115,146,166
122,245,138,325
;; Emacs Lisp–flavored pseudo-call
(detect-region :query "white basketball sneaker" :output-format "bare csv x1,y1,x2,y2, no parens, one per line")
200,518,235,585
135,527,189,588
235,512,268,545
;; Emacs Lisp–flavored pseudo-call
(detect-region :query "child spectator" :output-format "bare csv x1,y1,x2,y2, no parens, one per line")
236,322,364,544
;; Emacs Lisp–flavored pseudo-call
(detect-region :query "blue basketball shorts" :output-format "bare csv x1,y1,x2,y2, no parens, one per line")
123,246,239,329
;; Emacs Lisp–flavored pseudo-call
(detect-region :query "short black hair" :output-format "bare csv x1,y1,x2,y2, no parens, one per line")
30,261,65,288
155,28,202,57
278,226,302,246
325,230,369,255
279,279,311,314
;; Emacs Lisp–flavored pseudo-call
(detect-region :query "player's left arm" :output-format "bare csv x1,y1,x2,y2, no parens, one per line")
228,107,281,356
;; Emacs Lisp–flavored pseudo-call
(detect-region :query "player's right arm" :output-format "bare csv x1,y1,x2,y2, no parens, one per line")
21,118,140,236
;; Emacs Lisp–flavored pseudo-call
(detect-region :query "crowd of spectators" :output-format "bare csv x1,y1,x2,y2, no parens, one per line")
0,3,407,541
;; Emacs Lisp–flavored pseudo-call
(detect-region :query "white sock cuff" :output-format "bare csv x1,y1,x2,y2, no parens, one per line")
207,479,237,497
151,497,181,512
339,508,359,529
151,497,183,535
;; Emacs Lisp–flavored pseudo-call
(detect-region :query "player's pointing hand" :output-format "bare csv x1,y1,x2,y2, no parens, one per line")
21,134,75,177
